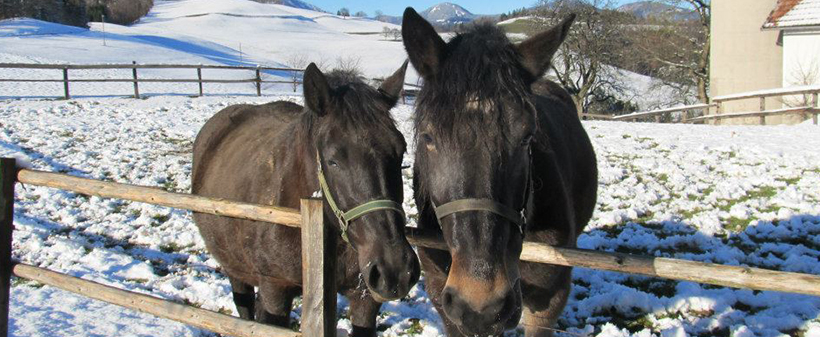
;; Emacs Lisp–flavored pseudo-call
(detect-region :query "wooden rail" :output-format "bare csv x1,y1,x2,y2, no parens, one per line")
0,62,301,98
0,62,423,100
11,263,300,337
612,103,715,123
15,168,820,297
6,160,820,336
614,86,820,125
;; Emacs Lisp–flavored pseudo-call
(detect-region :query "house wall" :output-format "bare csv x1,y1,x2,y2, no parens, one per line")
710,0,789,124
783,30,820,87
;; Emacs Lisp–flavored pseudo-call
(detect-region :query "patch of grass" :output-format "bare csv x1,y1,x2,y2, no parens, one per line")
622,134,632,139
151,214,170,225
12,277,44,288
589,307,653,333
404,318,424,335
657,173,669,183
160,242,191,253
725,216,750,232
621,277,678,298
777,176,801,185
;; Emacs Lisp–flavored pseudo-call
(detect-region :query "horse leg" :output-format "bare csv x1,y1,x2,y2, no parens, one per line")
229,277,255,320
344,288,382,337
255,281,297,327
522,266,572,337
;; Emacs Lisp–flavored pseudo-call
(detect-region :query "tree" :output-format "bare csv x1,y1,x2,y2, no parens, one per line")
634,0,710,103
375,10,384,17
338,7,350,18
354,11,367,18
381,26,401,41
534,0,630,115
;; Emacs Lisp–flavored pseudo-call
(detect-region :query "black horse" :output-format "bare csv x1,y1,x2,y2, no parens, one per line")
402,8,598,336
191,62,420,336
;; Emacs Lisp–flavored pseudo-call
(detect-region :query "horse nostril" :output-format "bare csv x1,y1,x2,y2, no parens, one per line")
367,263,382,290
441,288,454,308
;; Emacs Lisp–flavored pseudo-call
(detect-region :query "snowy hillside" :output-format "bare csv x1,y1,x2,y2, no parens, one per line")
0,0,410,89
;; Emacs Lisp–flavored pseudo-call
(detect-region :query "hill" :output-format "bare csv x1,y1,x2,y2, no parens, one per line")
616,1,699,21
248,0,323,12
420,2,476,25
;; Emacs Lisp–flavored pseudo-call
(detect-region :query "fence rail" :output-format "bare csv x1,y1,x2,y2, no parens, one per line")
11,167,820,296
614,86,820,125
0,62,422,100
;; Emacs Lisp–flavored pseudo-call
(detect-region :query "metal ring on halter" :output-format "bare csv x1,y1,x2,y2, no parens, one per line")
316,152,405,243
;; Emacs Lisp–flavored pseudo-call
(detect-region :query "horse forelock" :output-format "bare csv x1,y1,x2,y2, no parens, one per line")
414,23,538,155
301,71,406,157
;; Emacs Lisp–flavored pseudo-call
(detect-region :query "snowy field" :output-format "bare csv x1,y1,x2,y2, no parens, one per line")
2,94,820,337
2,0,820,336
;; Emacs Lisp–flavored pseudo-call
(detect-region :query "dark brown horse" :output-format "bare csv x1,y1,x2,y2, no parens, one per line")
402,8,598,337
191,62,420,336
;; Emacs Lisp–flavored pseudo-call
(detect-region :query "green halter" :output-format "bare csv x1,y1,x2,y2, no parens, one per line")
316,152,405,243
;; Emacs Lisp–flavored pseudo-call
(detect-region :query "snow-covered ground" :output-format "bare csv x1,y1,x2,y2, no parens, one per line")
2,0,820,336
3,94,820,337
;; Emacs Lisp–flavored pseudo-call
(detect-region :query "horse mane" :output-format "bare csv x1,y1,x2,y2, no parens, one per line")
414,23,536,149
298,69,406,156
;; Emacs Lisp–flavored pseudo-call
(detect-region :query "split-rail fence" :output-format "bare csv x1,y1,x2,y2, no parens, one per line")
2,157,820,336
0,62,421,101
604,85,820,125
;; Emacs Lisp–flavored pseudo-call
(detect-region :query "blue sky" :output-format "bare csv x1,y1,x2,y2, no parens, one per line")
308,0,641,16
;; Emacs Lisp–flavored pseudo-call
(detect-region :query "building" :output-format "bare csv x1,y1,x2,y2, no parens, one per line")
710,0,820,124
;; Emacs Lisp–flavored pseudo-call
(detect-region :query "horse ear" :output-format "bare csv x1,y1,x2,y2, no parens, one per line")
515,14,575,81
378,60,409,107
402,7,446,80
303,63,332,116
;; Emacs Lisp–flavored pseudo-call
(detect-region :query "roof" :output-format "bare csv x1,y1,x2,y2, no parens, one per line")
764,0,820,29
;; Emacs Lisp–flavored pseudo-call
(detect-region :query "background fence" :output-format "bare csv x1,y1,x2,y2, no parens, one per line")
605,85,820,125
0,62,421,100
3,158,820,336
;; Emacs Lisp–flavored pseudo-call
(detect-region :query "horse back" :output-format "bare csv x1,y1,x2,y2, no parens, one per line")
531,79,598,242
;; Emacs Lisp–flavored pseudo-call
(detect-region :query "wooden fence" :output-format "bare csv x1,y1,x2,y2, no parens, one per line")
0,63,422,100
609,85,820,125
3,158,820,336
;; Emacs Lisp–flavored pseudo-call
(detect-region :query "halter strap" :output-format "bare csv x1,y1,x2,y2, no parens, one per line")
432,199,524,231
430,146,533,235
316,152,405,243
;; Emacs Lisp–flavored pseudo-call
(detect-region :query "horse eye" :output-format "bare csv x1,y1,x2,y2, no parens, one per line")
422,133,434,144
328,160,339,168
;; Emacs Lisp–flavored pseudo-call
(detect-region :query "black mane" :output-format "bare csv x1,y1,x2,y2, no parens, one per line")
302,69,406,155
414,23,534,146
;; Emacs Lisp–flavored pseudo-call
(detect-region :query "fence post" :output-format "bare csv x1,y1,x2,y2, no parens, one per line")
300,198,336,337
62,68,70,99
197,66,203,97
759,97,766,125
132,61,140,99
0,158,17,337
255,67,262,97
813,92,818,125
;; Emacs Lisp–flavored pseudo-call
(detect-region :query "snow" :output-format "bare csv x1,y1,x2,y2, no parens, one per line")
2,0,820,336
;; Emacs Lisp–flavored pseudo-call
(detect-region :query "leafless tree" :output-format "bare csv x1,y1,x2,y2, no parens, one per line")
636,0,710,103
534,0,630,115
381,27,401,41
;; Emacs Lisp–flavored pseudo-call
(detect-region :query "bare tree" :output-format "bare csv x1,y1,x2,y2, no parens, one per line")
337,7,350,18
535,0,630,115
636,0,710,103
354,10,367,18
381,26,401,41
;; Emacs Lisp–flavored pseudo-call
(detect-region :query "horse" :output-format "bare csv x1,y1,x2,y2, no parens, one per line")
191,62,420,337
401,8,598,336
